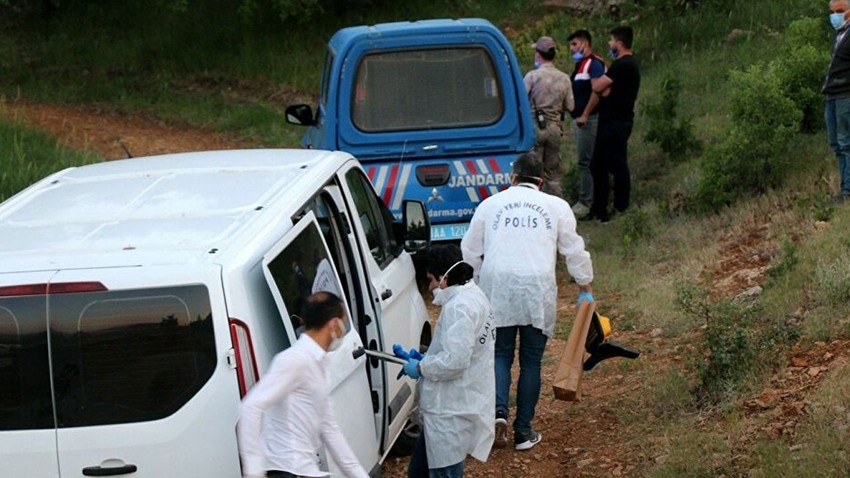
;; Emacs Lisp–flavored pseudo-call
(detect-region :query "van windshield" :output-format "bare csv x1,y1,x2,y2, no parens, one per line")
0,285,216,430
352,47,503,132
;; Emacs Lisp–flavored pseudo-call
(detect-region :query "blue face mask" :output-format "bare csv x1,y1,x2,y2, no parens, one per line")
831,12,847,30
609,48,619,59
533,58,541,69
572,51,584,62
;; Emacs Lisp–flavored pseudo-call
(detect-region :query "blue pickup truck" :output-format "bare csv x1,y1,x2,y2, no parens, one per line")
286,18,534,241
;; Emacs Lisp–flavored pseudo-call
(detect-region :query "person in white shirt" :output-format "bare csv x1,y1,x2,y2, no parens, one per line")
400,244,495,478
237,291,369,478
460,151,594,451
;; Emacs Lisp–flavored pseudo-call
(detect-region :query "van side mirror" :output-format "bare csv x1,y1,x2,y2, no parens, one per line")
285,104,317,126
401,200,430,253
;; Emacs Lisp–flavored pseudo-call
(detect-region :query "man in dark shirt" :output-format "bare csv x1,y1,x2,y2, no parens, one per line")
589,26,641,223
568,30,606,219
824,0,850,203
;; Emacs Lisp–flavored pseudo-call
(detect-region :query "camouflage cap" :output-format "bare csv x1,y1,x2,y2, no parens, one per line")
532,36,556,54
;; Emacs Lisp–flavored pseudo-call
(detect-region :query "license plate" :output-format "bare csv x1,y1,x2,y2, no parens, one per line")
430,223,469,241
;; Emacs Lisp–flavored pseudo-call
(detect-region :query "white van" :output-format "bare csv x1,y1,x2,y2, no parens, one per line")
0,149,432,477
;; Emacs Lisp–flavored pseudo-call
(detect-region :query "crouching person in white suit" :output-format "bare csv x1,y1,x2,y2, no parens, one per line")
401,244,496,478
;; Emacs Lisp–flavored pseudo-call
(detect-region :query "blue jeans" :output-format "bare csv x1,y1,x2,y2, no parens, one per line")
494,325,548,437
408,432,465,478
825,97,850,197
573,114,598,206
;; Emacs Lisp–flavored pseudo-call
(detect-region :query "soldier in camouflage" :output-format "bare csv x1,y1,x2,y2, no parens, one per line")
523,36,575,199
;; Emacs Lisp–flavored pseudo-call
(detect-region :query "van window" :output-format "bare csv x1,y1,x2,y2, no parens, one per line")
0,295,52,430
0,285,217,430
49,285,216,427
352,47,503,132
266,219,350,336
300,191,362,328
344,169,398,268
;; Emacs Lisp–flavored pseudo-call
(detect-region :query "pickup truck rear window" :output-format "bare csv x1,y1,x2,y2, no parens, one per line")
0,285,215,430
352,47,504,132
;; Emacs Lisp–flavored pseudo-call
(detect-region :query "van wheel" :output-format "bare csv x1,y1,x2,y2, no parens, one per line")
388,420,421,457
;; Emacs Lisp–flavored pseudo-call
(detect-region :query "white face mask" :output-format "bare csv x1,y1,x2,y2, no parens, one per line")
328,317,345,351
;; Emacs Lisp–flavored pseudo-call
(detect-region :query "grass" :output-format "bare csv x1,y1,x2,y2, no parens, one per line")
0,116,98,201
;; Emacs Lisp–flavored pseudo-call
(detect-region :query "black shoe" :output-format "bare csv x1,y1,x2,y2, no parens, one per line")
577,210,596,221
584,208,609,222
494,411,509,449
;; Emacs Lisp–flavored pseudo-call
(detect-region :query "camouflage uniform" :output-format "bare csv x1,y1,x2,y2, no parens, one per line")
524,63,574,198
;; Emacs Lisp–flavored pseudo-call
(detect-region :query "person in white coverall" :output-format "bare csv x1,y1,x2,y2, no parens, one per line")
461,151,594,451
237,291,369,478
399,243,496,478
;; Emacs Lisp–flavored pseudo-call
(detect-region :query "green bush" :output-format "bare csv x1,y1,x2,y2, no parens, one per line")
675,281,798,405
694,65,802,211
727,66,802,132
644,75,702,162
695,300,758,403
690,16,831,211
784,16,832,52
619,206,654,258
773,43,830,132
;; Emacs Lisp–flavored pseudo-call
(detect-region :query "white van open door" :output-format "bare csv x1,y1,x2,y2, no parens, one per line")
337,164,427,451
261,212,380,475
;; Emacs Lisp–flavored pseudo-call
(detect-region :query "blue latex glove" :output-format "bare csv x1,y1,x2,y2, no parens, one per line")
393,344,425,361
408,348,424,361
577,291,594,308
393,343,410,360
401,358,421,380
394,344,425,379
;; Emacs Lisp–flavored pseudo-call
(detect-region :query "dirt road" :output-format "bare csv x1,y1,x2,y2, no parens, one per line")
0,101,252,159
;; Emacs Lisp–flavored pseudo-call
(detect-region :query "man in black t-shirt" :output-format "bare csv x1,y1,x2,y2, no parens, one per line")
588,26,641,223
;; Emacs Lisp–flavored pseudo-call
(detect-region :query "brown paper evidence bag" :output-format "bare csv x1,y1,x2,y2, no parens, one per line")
552,300,641,401
552,300,595,402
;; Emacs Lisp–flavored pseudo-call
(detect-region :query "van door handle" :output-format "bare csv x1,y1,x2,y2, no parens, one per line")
381,289,393,300
82,464,138,476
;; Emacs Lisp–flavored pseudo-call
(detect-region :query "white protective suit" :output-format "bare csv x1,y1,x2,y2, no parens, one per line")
418,281,496,468
460,183,593,338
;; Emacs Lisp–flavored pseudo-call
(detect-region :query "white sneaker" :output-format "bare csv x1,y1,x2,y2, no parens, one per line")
571,202,590,218
514,430,542,451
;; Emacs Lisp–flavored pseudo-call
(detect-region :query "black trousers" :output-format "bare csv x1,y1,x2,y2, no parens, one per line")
590,118,633,220
266,471,298,478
